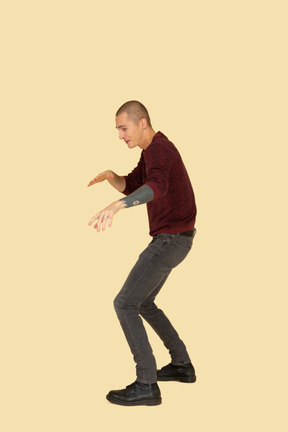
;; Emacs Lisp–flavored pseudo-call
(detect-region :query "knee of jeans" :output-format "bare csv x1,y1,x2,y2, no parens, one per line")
114,293,137,312
113,294,122,312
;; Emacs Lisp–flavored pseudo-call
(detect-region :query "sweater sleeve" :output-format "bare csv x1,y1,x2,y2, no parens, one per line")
144,142,173,199
120,185,154,208
122,152,144,196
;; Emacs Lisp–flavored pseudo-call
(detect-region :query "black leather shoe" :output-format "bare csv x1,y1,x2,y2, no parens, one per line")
106,381,162,406
157,362,196,383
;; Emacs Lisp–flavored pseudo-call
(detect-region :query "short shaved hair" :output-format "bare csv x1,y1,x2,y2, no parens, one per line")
116,100,152,127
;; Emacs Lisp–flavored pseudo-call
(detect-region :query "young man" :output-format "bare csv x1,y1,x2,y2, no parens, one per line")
88,101,197,406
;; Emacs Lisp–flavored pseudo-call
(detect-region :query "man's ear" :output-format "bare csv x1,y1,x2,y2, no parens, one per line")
140,117,147,129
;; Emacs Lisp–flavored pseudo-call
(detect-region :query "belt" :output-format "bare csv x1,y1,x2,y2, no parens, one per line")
179,229,196,237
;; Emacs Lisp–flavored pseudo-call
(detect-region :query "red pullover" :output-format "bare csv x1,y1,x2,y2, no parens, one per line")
123,131,197,236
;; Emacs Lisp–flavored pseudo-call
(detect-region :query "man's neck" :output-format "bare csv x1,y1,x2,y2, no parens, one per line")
140,128,156,150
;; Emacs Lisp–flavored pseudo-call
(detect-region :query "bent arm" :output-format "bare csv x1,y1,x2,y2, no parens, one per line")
87,170,126,192
88,184,154,232
107,171,126,192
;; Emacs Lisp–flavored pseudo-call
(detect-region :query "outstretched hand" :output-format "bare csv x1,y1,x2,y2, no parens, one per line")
87,170,114,187
88,200,125,232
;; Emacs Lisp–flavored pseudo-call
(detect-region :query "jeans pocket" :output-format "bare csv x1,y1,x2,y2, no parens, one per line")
138,237,165,262
162,236,193,269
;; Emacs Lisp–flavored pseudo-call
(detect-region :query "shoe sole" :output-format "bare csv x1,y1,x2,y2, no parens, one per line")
106,395,162,406
157,375,197,383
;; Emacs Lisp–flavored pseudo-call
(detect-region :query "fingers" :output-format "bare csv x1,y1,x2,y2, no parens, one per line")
88,211,113,232
88,212,100,226
108,213,114,228
87,175,101,187
95,213,113,232
101,214,112,231
101,215,108,231
87,171,113,187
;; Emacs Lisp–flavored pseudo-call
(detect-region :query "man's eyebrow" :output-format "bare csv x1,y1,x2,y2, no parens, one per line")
116,125,127,129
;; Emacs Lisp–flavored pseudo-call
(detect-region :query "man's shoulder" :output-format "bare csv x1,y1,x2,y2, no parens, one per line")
148,131,177,154
153,131,173,144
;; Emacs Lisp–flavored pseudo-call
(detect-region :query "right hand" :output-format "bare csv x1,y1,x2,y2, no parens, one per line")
87,170,114,187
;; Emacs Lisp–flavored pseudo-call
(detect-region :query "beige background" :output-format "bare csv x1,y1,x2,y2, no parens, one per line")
1,1,287,431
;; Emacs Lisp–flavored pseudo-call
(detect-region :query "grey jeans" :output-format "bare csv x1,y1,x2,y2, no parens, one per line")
114,229,196,384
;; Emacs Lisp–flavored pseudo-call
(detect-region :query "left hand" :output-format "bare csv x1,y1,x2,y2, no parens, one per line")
88,200,125,232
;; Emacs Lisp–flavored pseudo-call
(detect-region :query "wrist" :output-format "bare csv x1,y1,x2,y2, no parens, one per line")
114,200,125,210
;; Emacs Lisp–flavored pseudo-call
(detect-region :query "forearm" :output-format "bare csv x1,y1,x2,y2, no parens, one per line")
119,185,154,208
108,171,126,192
88,184,154,232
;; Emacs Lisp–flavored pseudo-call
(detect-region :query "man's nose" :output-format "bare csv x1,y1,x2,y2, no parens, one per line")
119,131,125,140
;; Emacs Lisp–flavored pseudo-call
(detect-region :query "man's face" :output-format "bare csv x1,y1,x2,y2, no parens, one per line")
115,112,144,149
